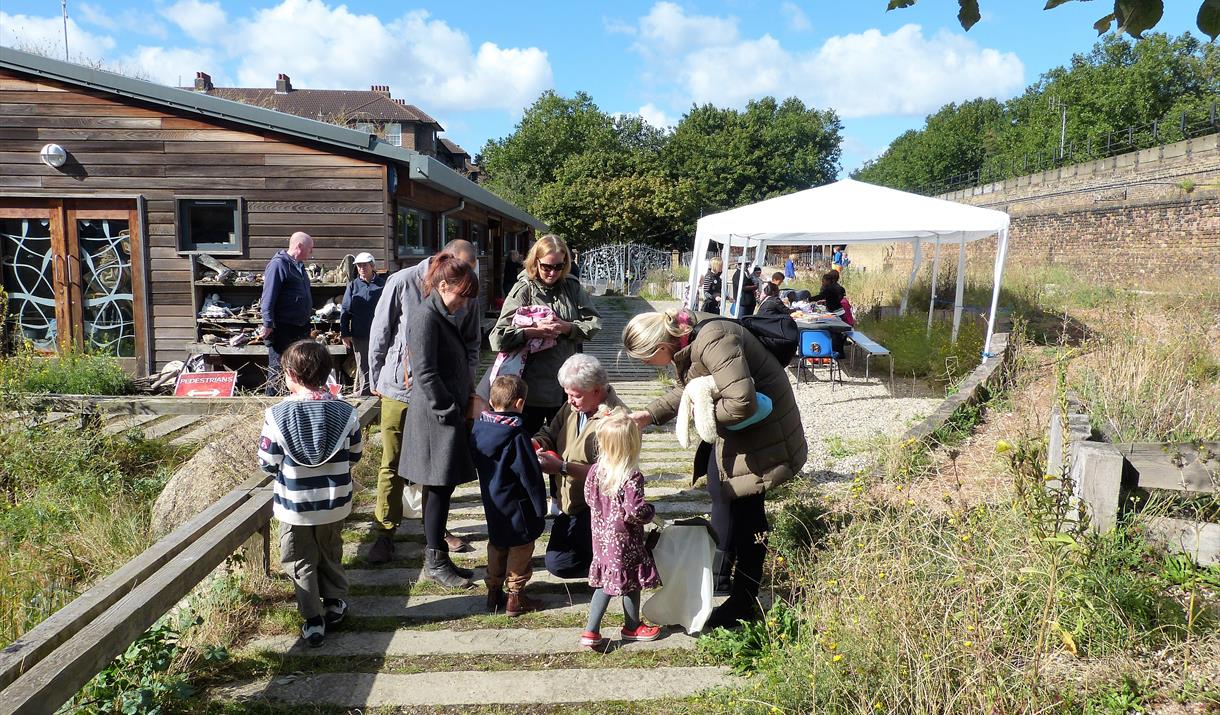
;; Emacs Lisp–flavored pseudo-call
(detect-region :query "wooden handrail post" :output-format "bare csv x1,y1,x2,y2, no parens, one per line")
244,520,272,577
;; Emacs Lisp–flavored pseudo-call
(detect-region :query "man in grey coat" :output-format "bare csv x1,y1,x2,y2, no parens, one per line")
365,240,481,564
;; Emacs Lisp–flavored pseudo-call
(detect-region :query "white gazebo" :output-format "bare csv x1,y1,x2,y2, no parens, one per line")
686,178,1012,361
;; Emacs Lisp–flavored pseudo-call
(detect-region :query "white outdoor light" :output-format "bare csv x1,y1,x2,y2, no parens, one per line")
39,143,68,169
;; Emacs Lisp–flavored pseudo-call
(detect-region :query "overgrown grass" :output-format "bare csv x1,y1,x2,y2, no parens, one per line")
0,344,132,395
0,410,195,647
853,313,986,388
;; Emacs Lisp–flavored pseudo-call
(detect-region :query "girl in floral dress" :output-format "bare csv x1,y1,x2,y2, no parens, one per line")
580,409,662,649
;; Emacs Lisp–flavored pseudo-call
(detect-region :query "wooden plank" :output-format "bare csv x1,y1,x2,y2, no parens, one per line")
0,475,266,691
1145,517,1220,566
1115,442,1219,493
0,491,273,715
142,414,204,440
100,413,160,435
1,116,163,129
264,177,383,191
247,210,384,225
247,201,382,214
0,103,171,117
39,129,262,142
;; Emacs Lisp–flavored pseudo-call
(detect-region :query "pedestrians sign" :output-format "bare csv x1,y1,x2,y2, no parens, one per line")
174,371,238,398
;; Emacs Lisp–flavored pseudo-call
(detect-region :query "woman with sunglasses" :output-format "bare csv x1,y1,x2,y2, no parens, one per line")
489,234,602,435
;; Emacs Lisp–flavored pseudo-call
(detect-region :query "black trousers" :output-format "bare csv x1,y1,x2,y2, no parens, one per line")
702,444,768,602
266,323,311,396
544,508,593,579
521,404,560,438
423,484,456,550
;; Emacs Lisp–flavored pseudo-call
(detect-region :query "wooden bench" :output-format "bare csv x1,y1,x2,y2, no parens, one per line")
847,330,893,388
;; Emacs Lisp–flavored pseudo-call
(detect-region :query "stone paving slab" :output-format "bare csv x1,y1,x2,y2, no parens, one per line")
245,627,698,657
170,414,244,446
346,592,592,619
444,499,710,520
344,538,548,564
101,413,160,435
143,414,205,440
346,566,591,588
216,667,733,707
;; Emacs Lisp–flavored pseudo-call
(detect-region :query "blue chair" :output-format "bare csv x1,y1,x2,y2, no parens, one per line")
797,329,842,387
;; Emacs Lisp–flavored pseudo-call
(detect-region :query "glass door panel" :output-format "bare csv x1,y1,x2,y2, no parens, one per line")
74,218,137,357
1,217,61,353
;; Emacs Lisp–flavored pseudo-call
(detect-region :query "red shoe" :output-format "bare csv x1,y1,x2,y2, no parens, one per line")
580,630,608,649
620,623,661,641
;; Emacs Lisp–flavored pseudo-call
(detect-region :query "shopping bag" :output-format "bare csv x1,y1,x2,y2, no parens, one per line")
401,481,423,519
641,521,717,633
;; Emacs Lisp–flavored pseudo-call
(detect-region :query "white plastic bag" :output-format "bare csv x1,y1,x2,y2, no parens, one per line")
401,481,423,519
642,523,716,633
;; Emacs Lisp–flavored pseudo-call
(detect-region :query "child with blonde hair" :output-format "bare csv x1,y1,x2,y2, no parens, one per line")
579,408,662,649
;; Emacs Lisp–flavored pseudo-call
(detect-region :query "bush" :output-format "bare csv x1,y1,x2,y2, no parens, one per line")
0,345,131,395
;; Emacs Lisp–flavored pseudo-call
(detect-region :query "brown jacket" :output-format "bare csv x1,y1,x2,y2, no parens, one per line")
533,386,626,514
645,317,807,499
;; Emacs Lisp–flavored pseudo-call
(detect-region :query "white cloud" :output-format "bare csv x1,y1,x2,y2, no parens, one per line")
222,1,551,113
625,3,1024,119
76,3,117,31
77,3,168,39
0,12,115,61
120,46,221,86
160,0,227,42
637,103,674,129
780,2,811,32
602,16,637,35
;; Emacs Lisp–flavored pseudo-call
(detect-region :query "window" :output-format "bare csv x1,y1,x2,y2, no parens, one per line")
383,123,402,146
397,207,430,256
354,122,376,134
470,222,485,254
444,217,464,243
176,198,243,254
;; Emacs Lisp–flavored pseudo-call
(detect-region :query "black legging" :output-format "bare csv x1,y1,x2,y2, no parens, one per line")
423,484,456,550
705,446,768,600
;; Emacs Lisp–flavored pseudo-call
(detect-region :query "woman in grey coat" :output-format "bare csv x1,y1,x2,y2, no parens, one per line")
399,253,480,587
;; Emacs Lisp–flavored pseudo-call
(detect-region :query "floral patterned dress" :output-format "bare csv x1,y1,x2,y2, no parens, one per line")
585,463,661,596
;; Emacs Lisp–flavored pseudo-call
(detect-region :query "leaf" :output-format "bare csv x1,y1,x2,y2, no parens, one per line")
887,0,917,9
1094,12,1117,34
958,0,981,29
1113,0,1164,38
1044,0,1076,8
1058,625,1079,656
1198,0,1220,41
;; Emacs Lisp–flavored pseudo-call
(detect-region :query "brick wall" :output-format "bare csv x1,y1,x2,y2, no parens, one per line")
882,133,1220,286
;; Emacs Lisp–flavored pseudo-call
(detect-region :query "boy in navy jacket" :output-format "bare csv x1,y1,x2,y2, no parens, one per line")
470,376,547,616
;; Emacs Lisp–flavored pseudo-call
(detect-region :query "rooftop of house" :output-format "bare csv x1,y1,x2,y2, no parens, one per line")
188,72,442,129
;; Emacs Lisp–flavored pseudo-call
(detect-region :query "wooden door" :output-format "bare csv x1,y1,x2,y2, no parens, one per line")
0,203,69,354
0,199,147,372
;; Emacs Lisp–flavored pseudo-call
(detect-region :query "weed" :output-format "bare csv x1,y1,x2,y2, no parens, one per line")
698,600,800,675
0,344,131,395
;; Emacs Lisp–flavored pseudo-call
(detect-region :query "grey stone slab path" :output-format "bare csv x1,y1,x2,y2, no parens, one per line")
101,413,160,435
217,667,734,708
346,565,588,588
170,414,244,446
246,627,698,657
142,414,204,440
346,592,592,619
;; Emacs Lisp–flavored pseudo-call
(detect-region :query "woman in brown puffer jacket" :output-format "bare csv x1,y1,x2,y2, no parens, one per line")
622,309,807,629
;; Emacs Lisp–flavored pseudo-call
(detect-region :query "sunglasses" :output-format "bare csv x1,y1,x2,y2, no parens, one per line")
538,261,565,272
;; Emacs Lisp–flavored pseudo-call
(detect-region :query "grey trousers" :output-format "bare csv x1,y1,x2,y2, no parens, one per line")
279,520,348,621
353,337,372,397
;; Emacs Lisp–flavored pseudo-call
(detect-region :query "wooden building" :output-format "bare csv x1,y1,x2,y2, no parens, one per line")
0,48,542,376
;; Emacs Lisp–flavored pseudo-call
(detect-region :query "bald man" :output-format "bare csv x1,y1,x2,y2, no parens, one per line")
261,231,315,395
365,240,481,564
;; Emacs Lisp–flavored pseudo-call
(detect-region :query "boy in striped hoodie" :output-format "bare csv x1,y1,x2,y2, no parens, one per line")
258,340,363,647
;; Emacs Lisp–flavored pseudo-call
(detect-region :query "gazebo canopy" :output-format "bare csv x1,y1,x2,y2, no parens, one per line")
685,178,1012,361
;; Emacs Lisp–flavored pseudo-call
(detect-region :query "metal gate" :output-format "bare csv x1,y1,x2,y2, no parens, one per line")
579,243,672,295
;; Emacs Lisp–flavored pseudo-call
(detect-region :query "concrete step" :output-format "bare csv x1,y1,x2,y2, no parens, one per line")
343,537,548,565
346,591,592,619
216,667,733,708
347,565,586,589
101,413,160,435
170,414,245,446
444,499,709,521
143,414,205,440
245,627,698,658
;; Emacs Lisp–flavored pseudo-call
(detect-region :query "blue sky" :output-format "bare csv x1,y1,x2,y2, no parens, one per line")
0,1,1204,174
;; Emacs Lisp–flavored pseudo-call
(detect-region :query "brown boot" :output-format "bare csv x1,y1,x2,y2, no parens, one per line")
445,531,474,553
486,586,507,612
506,591,540,618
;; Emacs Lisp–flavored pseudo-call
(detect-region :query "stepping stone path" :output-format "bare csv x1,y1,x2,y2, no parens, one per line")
216,296,739,710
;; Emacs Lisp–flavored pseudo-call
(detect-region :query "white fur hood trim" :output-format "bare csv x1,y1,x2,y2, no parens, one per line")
676,375,719,448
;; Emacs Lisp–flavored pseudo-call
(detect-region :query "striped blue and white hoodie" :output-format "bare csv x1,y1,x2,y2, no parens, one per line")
258,391,363,526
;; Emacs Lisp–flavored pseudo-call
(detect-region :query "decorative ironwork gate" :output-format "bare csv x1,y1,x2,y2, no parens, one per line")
578,243,671,295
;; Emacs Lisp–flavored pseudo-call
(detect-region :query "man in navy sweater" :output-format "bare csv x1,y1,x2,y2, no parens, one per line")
261,231,314,395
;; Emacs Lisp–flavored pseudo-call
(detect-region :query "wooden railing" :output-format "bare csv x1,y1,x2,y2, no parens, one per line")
0,397,380,715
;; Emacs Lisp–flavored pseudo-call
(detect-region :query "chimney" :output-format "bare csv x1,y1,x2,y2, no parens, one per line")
394,98,406,106
371,84,390,96
275,73,292,94
193,71,213,92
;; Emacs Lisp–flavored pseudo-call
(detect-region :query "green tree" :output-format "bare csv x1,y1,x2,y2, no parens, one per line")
886,0,1220,42
854,98,1004,191
477,91,618,210
665,97,842,216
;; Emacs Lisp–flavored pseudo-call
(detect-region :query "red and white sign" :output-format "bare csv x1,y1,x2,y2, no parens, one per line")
174,371,238,398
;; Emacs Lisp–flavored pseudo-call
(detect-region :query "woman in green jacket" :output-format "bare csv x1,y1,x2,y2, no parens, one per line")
622,309,807,628
490,234,602,435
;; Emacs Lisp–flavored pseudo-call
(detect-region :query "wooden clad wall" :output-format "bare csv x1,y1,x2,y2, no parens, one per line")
0,69,392,369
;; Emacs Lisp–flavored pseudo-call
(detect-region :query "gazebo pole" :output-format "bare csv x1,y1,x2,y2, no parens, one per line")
719,238,731,315
687,237,705,310
926,234,942,336
982,228,1010,361
733,236,750,318
951,232,967,343
899,237,922,316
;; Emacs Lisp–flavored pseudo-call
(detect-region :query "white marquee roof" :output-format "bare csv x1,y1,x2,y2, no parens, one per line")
693,178,1009,247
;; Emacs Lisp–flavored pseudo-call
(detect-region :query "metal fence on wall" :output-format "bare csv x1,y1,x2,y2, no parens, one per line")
915,103,1220,197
